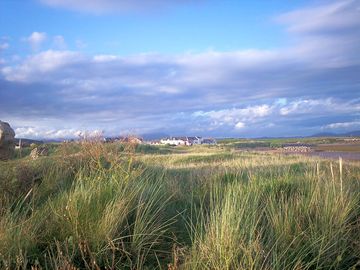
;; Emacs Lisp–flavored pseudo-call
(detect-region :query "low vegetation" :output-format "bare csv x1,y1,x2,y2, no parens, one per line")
1,139,360,269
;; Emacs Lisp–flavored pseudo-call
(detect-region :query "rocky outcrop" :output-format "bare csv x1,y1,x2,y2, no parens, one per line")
30,146,49,160
281,146,312,153
0,120,15,160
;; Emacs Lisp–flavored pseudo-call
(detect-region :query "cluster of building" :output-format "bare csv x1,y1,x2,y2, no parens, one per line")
158,136,216,146
64,135,216,146
103,135,216,146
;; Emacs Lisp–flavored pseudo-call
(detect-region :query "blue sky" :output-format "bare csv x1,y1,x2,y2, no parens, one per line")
0,0,359,139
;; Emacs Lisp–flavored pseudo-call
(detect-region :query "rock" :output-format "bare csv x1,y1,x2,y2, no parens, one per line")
0,120,15,160
30,146,49,160
281,146,312,153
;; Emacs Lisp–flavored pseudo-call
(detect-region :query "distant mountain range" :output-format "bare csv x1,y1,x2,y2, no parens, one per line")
141,132,169,141
310,130,360,137
15,138,44,146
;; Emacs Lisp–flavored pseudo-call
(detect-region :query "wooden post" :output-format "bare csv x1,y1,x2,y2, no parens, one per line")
19,138,22,158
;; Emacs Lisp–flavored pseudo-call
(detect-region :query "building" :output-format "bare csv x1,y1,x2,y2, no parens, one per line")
104,137,122,143
160,136,208,146
148,140,161,145
201,138,217,145
187,136,202,145
160,137,190,146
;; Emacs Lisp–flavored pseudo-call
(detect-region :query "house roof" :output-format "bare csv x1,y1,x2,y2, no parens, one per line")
202,138,216,143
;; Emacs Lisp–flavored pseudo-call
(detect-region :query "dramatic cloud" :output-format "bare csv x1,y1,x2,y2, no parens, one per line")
39,0,197,14
278,0,360,68
1,0,360,138
191,98,360,134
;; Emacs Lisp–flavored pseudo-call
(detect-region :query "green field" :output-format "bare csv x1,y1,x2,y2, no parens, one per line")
217,137,360,148
315,144,360,152
1,141,360,269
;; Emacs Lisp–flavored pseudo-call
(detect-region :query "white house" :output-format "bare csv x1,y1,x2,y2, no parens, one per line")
160,136,205,146
160,137,191,146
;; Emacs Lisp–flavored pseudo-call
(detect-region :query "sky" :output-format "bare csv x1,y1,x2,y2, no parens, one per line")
0,0,359,139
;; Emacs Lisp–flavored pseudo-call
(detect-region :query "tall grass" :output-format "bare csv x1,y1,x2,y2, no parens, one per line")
0,141,359,269
185,159,360,270
0,140,174,269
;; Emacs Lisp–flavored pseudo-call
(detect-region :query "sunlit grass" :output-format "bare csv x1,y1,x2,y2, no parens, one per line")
1,142,359,269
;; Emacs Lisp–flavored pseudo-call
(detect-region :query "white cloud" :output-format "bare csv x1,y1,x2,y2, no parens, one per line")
280,99,331,115
2,50,83,81
0,43,9,50
15,126,103,139
191,98,360,133
193,104,272,130
278,0,360,34
27,32,47,50
93,54,119,62
194,105,272,121
279,99,359,116
324,121,360,129
277,0,360,68
235,122,245,129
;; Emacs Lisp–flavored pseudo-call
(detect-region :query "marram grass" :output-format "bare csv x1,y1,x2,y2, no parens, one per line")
0,142,359,269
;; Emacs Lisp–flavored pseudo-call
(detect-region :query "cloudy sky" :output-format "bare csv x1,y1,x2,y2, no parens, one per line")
0,0,359,139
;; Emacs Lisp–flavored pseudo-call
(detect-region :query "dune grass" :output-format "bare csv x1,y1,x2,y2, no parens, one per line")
0,141,359,269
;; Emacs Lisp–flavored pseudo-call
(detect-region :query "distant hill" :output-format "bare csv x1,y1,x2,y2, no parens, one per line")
15,138,44,146
310,130,360,137
141,132,169,141
310,132,337,137
343,130,360,136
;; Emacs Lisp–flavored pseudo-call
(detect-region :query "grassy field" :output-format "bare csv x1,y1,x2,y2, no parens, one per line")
315,144,360,152
218,137,360,150
1,140,360,269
